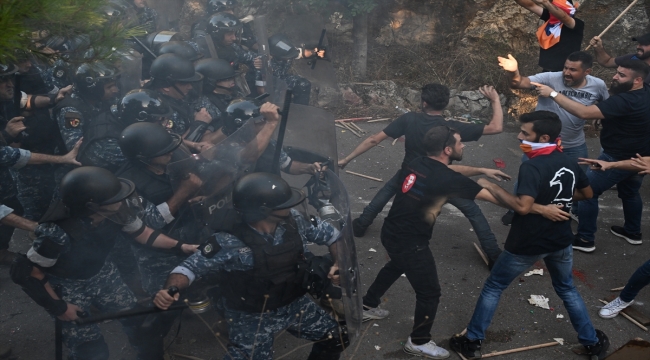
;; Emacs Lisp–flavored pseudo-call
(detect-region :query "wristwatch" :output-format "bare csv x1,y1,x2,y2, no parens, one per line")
550,91,558,99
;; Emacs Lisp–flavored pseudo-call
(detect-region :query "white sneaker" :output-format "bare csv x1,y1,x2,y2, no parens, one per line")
403,336,450,359
362,305,389,322
599,297,634,319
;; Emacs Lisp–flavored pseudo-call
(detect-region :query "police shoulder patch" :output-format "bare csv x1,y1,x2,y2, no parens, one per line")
64,112,83,129
238,247,251,254
198,238,222,259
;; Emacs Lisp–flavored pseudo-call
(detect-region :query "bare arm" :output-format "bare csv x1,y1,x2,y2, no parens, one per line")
515,0,543,16
127,224,198,254
589,37,617,68
153,273,189,309
536,0,575,28
531,82,604,119
479,85,504,134
573,186,593,202
27,139,82,166
478,178,536,214
164,173,202,215
497,54,533,89
338,131,389,169
449,165,512,181
1,213,37,231
580,155,650,173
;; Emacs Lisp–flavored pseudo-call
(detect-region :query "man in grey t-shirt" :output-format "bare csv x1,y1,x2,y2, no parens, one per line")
497,51,608,225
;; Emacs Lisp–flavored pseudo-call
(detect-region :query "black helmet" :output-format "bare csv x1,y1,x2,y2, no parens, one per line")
148,54,203,89
73,61,120,102
194,58,236,92
145,31,182,55
118,89,172,124
0,64,18,81
207,12,242,43
158,41,202,62
60,166,135,211
268,34,299,59
233,173,305,222
207,0,236,14
223,98,259,132
119,122,183,160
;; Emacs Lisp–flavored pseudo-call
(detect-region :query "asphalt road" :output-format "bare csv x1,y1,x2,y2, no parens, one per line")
1,120,649,359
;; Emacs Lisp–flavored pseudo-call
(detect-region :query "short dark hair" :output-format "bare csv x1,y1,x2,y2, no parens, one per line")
421,83,450,111
423,125,458,156
618,58,650,80
566,51,593,70
519,111,562,142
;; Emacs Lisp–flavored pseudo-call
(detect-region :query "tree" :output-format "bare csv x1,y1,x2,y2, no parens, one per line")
0,0,143,65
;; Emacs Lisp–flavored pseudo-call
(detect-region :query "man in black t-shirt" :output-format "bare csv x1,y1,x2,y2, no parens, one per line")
338,84,505,265
515,0,584,72
532,59,650,252
450,111,609,360
362,125,510,359
589,32,650,84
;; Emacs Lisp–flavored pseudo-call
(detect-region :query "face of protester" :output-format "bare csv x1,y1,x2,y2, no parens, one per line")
447,133,465,162
0,78,15,100
563,60,590,87
636,43,650,60
610,67,636,95
517,122,548,143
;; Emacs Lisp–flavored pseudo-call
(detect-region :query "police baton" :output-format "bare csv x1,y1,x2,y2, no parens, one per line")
271,89,293,175
74,287,183,325
310,29,327,70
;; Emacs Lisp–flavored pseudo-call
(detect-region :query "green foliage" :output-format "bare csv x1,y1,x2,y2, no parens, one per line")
0,0,144,65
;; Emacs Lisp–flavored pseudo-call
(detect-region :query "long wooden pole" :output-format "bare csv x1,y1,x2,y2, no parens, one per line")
481,341,559,358
585,0,641,50
598,299,648,331
345,170,383,182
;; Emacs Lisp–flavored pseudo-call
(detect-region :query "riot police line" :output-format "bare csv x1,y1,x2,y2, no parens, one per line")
0,0,356,359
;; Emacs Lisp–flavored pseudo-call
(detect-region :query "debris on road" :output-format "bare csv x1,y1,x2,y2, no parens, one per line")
524,269,544,277
528,295,550,310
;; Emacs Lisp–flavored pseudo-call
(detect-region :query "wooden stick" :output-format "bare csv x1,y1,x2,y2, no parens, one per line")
348,122,364,132
473,242,489,266
345,171,383,182
481,342,559,358
598,299,648,331
335,117,372,123
610,286,625,292
335,124,347,130
585,0,641,50
367,118,390,123
341,122,362,138
392,138,399,145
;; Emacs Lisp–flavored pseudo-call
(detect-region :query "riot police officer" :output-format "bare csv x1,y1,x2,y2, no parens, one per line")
157,41,203,62
116,123,204,296
146,53,213,138
268,33,326,105
205,0,257,50
154,172,349,360
12,166,196,359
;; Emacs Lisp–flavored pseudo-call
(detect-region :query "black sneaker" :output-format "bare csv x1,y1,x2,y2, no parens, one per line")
610,226,642,245
449,335,481,359
352,218,368,237
501,211,514,226
583,329,609,359
572,236,595,253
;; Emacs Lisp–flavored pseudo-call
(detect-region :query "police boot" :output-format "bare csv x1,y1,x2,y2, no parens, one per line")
306,325,349,360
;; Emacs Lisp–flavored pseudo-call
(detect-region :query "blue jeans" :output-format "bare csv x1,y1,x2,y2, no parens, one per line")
512,143,588,211
466,246,598,346
620,259,650,303
357,170,501,260
577,152,644,242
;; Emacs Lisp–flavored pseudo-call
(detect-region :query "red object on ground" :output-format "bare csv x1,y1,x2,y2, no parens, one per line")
493,158,506,169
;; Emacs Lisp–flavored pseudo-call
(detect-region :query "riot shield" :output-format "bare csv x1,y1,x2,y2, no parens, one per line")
253,15,274,96
167,116,262,231
117,49,143,96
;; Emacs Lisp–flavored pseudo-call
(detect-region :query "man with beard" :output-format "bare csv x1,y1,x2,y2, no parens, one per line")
497,51,608,225
360,126,513,359
532,59,650,252
589,32,650,84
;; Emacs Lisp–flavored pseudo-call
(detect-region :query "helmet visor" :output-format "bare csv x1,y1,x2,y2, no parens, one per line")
87,191,144,225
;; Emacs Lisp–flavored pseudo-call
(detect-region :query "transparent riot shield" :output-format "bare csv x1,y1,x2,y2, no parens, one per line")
117,49,143,96
167,117,262,231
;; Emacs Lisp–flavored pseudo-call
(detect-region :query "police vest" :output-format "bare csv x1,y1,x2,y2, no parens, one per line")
221,218,307,312
78,112,125,172
157,92,192,131
39,203,117,279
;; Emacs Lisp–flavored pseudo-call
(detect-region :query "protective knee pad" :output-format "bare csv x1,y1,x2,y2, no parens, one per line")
308,324,350,359
73,338,109,360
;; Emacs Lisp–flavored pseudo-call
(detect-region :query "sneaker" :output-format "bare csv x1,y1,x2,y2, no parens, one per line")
449,335,482,359
501,210,514,226
583,329,609,359
610,226,642,245
352,218,368,237
572,236,595,253
404,336,450,359
362,305,389,322
599,297,634,319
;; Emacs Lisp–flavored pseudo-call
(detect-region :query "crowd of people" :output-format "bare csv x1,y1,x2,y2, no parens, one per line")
2,0,650,359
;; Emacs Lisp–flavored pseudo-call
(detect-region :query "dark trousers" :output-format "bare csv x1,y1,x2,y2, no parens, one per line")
620,259,650,303
0,196,23,250
363,242,441,345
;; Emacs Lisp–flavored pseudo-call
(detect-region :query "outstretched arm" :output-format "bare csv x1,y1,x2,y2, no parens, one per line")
479,85,504,134
514,0,544,16
338,131,389,169
449,165,511,181
478,178,535,214
497,54,533,89
531,82,604,119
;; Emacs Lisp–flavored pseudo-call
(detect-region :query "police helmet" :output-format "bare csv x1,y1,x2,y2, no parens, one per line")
268,34,300,60
223,99,259,132
158,41,202,62
207,12,242,42
145,31,182,54
119,122,183,160
118,89,173,124
148,54,203,89
233,173,305,222
194,58,237,92
207,0,236,14
73,61,120,103
60,166,135,211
